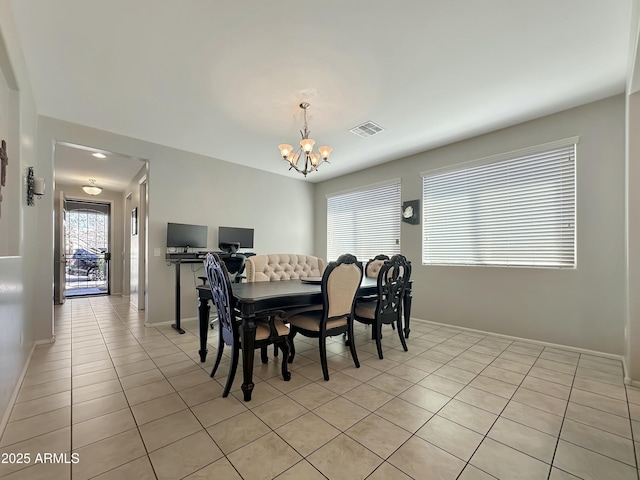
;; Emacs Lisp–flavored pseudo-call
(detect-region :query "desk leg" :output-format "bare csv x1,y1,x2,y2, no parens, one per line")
172,261,185,334
239,306,257,402
198,297,210,362
403,283,412,339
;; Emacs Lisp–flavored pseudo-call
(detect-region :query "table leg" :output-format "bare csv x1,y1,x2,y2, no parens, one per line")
198,296,210,362
171,261,185,334
240,306,257,402
403,283,412,339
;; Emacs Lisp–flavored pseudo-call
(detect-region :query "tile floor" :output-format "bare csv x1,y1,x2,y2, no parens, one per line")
0,295,639,479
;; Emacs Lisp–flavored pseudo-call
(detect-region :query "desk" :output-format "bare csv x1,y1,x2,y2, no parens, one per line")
196,278,413,401
166,252,253,334
166,257,204,334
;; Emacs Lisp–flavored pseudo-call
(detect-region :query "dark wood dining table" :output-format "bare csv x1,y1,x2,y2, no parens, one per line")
196,278,412,401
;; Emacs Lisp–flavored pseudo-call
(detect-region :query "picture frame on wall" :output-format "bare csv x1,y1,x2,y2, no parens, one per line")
131,207,138,236
401,199,420,225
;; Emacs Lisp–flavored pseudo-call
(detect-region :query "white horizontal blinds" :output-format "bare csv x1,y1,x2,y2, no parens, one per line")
422,143,576,267
327,182,401,262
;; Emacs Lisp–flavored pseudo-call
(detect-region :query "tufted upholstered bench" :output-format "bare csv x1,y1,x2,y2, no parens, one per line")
245,254,325,282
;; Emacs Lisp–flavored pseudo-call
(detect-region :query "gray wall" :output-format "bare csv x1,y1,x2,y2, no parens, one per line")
314,95,626,355
0,0,41,428
37,116,316,326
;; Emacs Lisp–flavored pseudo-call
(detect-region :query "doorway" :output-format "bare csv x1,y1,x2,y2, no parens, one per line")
64,199,111,297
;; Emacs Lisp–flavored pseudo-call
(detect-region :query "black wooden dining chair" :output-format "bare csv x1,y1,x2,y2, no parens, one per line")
204,253,291,397
365,254,390,278
287,254,363,381
354,254,411,359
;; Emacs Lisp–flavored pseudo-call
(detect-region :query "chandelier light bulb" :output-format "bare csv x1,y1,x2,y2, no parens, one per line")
279,144,293,158
318,146,332,160
300,138,315,153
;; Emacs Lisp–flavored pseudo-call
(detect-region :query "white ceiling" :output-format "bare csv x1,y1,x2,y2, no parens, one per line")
10,1,634,186
53,143,145,193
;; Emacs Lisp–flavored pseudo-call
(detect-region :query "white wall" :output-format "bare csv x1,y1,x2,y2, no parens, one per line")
36,116,316,326
315,95,626,355
0,0,41,427
626,91,640,380
123,164,147,306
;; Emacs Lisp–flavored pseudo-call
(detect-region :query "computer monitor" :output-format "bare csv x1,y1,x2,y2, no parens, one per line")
166,223,208,251
218,226,254,249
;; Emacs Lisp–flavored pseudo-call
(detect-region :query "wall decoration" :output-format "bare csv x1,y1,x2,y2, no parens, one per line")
0,140,7,217
131,207,138,236
401,199,420,225
27,166,35,206
26,166,45,206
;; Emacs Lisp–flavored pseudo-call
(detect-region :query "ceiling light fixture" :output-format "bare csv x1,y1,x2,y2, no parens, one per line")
92,152,106,159
279,102,332,177
82,179,102,195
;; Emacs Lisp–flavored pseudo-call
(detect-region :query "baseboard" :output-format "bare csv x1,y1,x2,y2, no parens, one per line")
416,318,625,364
625,378,640,387
0,342,38,440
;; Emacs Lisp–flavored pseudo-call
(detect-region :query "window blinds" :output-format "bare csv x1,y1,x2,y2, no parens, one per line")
422,142,576,267
327,181,401,262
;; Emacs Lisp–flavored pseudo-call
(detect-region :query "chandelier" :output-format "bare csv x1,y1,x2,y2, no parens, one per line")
82,178,102,195
278,102,332,177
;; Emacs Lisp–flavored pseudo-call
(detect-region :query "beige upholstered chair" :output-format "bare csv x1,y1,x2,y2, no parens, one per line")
365,254,390,278
355,254,411,359
245,254,325,282
287,254,362,381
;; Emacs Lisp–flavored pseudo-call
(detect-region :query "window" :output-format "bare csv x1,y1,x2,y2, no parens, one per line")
327,181,401,261
422,138,577,268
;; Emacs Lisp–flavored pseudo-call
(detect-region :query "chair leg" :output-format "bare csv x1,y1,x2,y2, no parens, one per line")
260,346,268,364
397,317,408,352
375,321,384,360
210,330,225,378
319,334,330,381
273,344,279,357
223,339,240,398
278,340,292,381
287,330,297,363
347,319,360,369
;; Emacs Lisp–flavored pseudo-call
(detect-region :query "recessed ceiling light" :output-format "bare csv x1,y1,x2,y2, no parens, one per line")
92,152,106,159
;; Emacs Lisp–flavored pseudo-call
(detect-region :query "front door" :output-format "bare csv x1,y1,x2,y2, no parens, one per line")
65,199,111,297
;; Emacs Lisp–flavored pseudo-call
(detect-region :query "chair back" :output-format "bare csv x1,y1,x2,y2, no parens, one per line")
219,253,246,283
323,254,363,318
365,254,390,278
204,253,236,343
245,254,325,282
376,254,411,323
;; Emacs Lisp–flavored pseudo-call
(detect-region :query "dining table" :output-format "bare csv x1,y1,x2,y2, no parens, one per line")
196,277,412,401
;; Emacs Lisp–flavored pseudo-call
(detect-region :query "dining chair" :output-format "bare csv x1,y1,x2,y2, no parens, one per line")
365,254,390,278
354,254,411,359
287,253,363,381
204,253,291,397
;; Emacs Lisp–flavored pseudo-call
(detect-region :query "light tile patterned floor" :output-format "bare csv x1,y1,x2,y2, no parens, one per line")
0,295,639,479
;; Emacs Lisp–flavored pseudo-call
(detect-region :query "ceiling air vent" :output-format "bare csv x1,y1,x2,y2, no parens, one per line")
350,121,384,138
